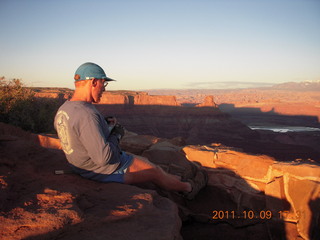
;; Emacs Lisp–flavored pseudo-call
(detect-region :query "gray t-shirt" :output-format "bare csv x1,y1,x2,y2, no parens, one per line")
54,101,124,179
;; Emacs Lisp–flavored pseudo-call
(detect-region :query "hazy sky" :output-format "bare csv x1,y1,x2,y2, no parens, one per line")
1,0,319,90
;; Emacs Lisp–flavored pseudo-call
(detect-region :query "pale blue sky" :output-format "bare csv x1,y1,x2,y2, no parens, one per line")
0,0,319,90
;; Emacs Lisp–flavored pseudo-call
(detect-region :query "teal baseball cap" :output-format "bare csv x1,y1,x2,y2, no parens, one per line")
74,62,116,82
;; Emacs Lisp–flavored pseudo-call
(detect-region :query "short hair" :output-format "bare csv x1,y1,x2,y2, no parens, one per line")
74,80,91,88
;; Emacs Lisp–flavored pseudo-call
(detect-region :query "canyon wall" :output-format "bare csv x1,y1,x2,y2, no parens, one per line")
94,105,320,161
148,88,320,122
99,92,181,106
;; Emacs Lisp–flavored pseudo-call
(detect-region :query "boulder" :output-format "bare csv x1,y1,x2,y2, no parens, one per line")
142,141,196,181
120,134,162,155
266,162,320,240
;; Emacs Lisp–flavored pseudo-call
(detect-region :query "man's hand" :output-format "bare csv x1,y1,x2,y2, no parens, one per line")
105,116,117,125
111,123,125,140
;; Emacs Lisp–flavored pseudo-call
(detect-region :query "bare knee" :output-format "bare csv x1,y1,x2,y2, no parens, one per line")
124,163,163,185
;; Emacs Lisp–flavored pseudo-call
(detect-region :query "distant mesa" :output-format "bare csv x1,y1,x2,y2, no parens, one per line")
271,80,320,91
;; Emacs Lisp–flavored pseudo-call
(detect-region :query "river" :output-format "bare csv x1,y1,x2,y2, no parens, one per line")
249,126,320,133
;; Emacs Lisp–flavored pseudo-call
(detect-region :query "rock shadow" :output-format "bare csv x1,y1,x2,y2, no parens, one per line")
309,197,320,239
219,103,320,128
174,167,291,240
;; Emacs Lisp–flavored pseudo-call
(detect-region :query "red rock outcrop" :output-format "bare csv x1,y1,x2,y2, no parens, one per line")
0,122,62,150
196,95,217,107
35,92,62,98
99,93,130,105
34,89,73,100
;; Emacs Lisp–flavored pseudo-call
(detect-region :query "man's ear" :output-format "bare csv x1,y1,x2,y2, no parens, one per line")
91,78,98,87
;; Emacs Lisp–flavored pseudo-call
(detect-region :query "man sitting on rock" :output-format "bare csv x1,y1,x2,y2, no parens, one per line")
54,62,207,200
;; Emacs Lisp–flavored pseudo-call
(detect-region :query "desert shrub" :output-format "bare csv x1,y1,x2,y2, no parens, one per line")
0,77,62,133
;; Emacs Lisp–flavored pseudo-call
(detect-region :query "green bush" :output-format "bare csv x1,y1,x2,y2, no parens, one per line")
0,77,62,133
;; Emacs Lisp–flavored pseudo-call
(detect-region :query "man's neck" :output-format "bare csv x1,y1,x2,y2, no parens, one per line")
70,89,92,102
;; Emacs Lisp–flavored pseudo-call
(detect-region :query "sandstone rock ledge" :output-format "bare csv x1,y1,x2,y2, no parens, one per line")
121,134,319,240
182,145,320,240
0,124,181,240
1,123,319,240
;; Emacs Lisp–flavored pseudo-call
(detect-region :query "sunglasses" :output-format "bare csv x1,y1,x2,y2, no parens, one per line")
92,78,108,87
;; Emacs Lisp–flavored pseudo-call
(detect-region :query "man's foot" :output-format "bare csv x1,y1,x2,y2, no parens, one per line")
159,162,202,182
183,169,208,200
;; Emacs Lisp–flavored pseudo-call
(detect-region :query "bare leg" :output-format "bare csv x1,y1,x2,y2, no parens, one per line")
124,155,192,193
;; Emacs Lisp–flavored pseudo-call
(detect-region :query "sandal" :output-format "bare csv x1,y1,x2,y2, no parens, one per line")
184,169,208,200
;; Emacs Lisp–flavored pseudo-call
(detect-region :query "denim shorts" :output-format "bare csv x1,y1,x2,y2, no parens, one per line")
99,152,133,183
